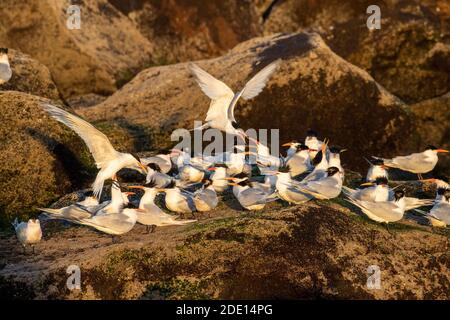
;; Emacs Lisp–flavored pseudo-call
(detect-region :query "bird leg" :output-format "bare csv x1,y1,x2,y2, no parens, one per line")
191,212,197,219
145,225,150,234
32,245,35,254
111,235,118,244
417,173,423,180
151,225,157,233
22,245,26,255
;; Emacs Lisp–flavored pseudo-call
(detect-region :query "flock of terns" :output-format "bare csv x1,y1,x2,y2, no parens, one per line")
4,54,449,253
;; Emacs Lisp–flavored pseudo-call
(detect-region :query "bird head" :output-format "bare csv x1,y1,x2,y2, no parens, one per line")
147,162,162,172
0,47,9,60
426,145,449,154
129,153,148,174
326,166,340,177
394,189,405,201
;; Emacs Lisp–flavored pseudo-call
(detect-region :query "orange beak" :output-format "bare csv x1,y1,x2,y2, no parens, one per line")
436,149,449,153
228,182,238,186
123,192,135,196
127,185,145,190
360,182,375,187
207,167,216,171
282,142,293,147
139,162,148,173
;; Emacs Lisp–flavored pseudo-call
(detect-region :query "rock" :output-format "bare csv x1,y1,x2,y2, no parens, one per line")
0,194,448,299
109,0,263,64
0,0,153,99
410,92,450,175
77,32,419,172
263,0,450,103
0,50,61,101
0,91,95,228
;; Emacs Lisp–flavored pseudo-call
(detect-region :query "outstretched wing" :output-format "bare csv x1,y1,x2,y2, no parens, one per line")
227,60,280,122
41,103,118,168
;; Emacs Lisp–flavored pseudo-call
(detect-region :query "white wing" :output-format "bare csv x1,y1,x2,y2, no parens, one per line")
189,63,235,128
41,103,118,168
227,60,280,121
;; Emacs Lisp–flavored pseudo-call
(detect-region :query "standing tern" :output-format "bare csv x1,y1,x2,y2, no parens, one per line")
421,178,450,201
302,139,329,182
227,177,278,210
365,158,388,182
158,181,197,215
208,163,229,192
12,218,42,253
193,178,219,212
284,143,314,177
0,48,12,85
41,104,148,199
189,60,280,137
127,183,196,233
374,145,449,179
343,177,390,202
425,189,450,227
145,162,175,187
275,166,313,204
346,189,407,224
328,146,346,179
296,166,343,200
304,129,323,160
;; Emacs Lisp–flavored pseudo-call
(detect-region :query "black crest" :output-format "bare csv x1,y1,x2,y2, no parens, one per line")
329,146,344,154
375,177,388,185
394,189,405,201
326,166,340,176
426,145,437,150
370,158,384,166
147,162,161,172
306,129,318,137
0,48,8,54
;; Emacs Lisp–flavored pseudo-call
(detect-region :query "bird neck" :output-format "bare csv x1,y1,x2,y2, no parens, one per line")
0,55,9,64
140,189,156,209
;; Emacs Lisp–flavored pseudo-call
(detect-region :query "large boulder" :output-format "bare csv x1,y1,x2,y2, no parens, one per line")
0,92,94,228
0,0,154,98
263,0,450,103
0,49,61,101
108,0,263,64
77,32,419,172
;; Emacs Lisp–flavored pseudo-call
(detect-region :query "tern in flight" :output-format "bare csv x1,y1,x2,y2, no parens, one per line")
189,60,280,137
41,104,148,199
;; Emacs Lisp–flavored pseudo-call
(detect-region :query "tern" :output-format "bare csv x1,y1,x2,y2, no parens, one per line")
190,60,280,137
343,177,390,202
207,164,229,192
302,139,329,182
77,207,140,237
284,143,314,177
328,146,346,178
374,145,449,179
128,183,196,233
275,166,313,204
425,189,450,227
145,162,175,187
296,166,343,200
421,178,450,201
228,177,278,210
304,129,323,159
0,48,12,85
193,178,219,212
365,158,388,182
224,146,252,176
12,218,42,253
41,104,148,199
346,189,407,224
39,180,134,220
141,152,175,174
159,181,197,214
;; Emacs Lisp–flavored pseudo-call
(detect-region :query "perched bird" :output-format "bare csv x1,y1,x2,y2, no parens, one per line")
304,129,323,160
284,140,300,159
145,162,175,187
128,183,196,233
275,166,313,204
39,181,134,221
41,104,148,199
425,189,450,227
193,178,219,212
346,189,407,224
159,181,197,215
421,178,450,201
374,145,449,179
343,176,390,202
297,166,343,200
224,146,252,176
208,163,229,192
228,177,278,210
365,158,388,182
77,207,141,238
328,146,346,178
141,152,174,174
190,60,280,137
285,143,313,177
302,139,329,182
0,48,12,85
12,218,42,253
